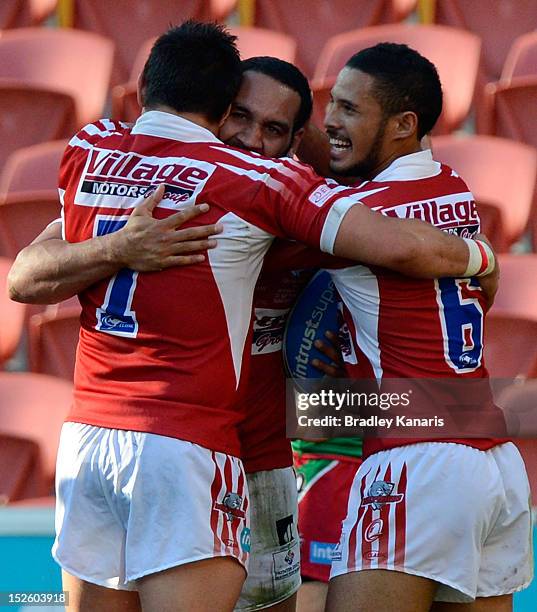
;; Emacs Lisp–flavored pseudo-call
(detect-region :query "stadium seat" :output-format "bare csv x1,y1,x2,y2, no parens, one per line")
0,256,26,367
501,30,537,82
29,307,81,381
229,26,297,63
491,254,537,321
435,0,537,86
0,434,46,503
0,0,57,28
435,0,537,132
0,372,73,487
0,28,114,127
482,77,537,248
432,135,537,248
0,82,75,170
483,77,537,147
73,0,237,86
0,140,67,196
484,314,537,381
496,381,537,498
254,0,417,78
312,24,481,134
0,191,61,259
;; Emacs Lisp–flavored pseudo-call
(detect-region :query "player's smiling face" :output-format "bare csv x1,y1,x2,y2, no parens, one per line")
219,70,302,158
325,67,390,179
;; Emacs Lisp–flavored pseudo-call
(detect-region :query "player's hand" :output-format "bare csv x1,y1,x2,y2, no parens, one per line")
112,185,223,271
476,233,499,310
311,330,346,378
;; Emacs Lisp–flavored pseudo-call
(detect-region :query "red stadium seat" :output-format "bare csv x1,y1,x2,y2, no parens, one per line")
492,254,537,322
254,0,417,78
73,0,237,86
0,434,46,503
29,307,81,381
484,314,537,380
432,135,537,248
501,30,537,82
496,381,537,499
0,140,67,196
484,77,537,147
229,26,297,63
312,24,480,134
482,77,537,248
435,0,537,132
0,256,26,367
0,0,57,28
0,82,75,170
0,372,73,487
0,28,114,127
0,191,61,259
435,0,537,85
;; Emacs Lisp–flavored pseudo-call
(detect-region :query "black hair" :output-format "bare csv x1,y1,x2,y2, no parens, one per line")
240,56,312,132
345,42,443,139
141,20,241,122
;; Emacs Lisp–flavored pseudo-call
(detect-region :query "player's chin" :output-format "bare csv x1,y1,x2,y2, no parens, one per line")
329,157,354,177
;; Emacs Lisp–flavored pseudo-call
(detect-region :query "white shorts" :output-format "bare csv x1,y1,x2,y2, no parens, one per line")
330,442,533,603
236,467,301,611
53,423,250,590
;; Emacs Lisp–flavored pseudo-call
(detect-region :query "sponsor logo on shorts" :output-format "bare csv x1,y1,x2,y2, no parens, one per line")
214,491,246,522
331,539,343,562
276,515,295,546
240,527,251,553
273,542,300,580
364,518,384,543
361,481,404,510
309,541,336,565
252,308,288,355
363,550,387,561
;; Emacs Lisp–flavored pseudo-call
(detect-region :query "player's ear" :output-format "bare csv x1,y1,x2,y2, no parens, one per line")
288,125,306,158
390,111,418,142
137,72,146,109
218,104,233,128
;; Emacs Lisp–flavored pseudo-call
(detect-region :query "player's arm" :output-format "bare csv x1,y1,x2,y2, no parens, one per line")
8,186,222,304
331,203,495,280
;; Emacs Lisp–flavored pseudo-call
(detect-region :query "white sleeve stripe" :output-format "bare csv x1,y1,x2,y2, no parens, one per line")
216,162,295,201
320,197,357,254
67,136,93,150
84,122,118,137
58,188,65,205
212,146,308,186
99,119,118,131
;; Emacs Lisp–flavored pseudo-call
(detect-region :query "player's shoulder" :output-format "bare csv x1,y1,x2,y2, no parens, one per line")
205,143,321,181
66,118,131,151
353,163,473,211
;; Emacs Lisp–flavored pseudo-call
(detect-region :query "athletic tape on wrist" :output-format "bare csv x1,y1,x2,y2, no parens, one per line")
463,238,495,277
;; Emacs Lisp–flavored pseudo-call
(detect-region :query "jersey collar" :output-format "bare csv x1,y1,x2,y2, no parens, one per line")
374,149,441,182
131,110,222,144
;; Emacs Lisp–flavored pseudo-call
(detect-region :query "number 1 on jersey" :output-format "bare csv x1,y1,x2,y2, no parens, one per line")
94,216,138,338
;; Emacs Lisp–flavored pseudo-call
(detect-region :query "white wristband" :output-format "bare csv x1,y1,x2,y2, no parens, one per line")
463,238,495,277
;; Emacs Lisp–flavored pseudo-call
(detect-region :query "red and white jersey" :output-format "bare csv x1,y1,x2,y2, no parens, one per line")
238,241,316,473
59,111,362,457
328,150,507,458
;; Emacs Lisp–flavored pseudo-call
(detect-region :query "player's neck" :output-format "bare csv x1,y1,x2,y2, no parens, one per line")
143,105,221,136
